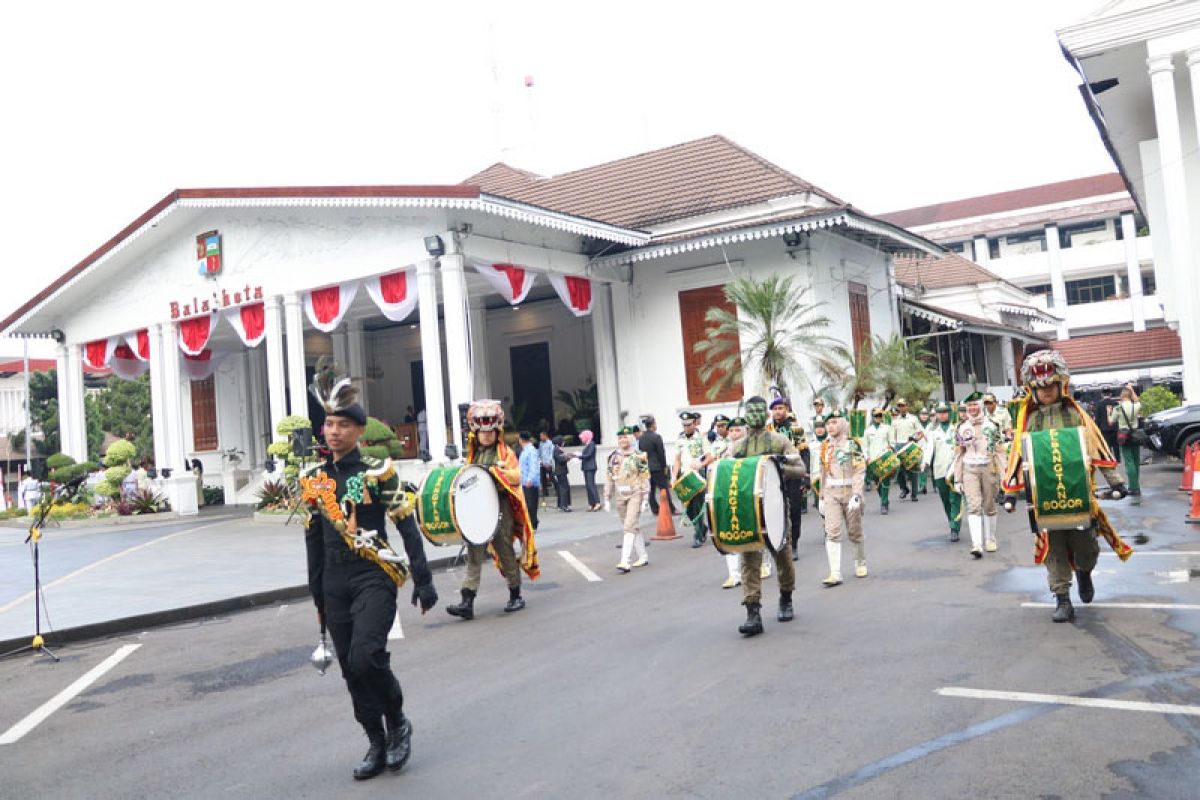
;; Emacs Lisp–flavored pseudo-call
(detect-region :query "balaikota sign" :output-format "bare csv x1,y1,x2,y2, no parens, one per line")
169,285,264,319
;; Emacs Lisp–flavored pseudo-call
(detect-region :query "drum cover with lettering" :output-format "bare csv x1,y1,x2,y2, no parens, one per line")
673,470,706,505
417,464,464,546
706,457,768,555
1023,427,1092,531
451,464,502,545
757,457,787,553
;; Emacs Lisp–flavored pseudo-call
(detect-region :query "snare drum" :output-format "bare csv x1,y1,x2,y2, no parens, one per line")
895,442,924,472
867,450,900,483
672,470,706,506
417,464,501,546
705,457,787,555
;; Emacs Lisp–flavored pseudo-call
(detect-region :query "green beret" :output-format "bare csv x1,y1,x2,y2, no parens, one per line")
825,409,845,420
963,391,985,403
935,402,950,413
729,416,748,427
617,425,639,435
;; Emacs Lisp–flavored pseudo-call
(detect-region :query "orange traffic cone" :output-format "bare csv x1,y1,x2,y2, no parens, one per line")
1182,442,1199,492
652,488,681,540
1187,447,1200,525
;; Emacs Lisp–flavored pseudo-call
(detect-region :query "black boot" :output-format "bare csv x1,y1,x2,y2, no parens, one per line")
384,716,413,773
1076,570,1095,604
446,588,475,620
949,528,960,543
1052,594,1075,623
504,586,525,613
353,733,387,780
881,504,889,516
777,592,794,622
738,603,764,636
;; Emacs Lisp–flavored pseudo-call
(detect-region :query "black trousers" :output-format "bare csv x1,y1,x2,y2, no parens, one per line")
647,469,676,515
555,472,572,509
522,485,540,529
323,556,403,737
583,469,600,507
540,466,557,496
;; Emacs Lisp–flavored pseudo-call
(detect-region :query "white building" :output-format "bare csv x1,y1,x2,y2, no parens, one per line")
1059,0,1200,401
0,136,939,513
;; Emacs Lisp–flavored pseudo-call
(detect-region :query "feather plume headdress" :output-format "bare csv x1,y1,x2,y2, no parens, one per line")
309,358,366,424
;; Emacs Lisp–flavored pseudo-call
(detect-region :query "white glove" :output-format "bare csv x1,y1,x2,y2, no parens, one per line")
817,499,825,517
1108,487,1126,501
603,499,611,513
848,494,862,512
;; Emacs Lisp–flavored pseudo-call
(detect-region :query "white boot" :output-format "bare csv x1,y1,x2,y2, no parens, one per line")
968,515,983,558
823,540,843,586
631,533,649,567
617,533,634,572
984,514,998,552
722,553,740,588
853,540,868,578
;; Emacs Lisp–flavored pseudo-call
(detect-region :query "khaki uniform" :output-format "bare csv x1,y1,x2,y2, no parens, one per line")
606,447,650,566
953,417,1003,517
732,429,802,604
463,445,521,591
819,435,867,546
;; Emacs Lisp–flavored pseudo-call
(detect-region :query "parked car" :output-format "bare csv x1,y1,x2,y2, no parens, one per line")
1143,403,1200,460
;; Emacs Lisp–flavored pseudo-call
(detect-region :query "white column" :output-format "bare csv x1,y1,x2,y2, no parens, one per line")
439,247,471,453
1121,212,1146,332
244,348,262,468
160,323,198,515
147,326,168,470
1044,224,1069,340
54,345,75,460
1150,53,1200,402
263,295,288,439
283,292,308,418
63,344,87,461
973,236,990,266
331,330,350,371
610,279,641,424
346,320,368,414
1000,335,1016,387
416,259,447,458
468,295,492,399
591,283,620,443
236,352,254,468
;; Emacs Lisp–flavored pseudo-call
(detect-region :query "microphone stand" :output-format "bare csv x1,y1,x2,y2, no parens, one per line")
13,479,83,662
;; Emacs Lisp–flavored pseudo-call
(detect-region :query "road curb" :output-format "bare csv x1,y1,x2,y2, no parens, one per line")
0,552,463,655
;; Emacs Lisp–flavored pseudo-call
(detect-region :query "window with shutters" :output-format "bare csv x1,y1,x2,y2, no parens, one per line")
848,281,871,361
679,285,743,405
190,377,219,452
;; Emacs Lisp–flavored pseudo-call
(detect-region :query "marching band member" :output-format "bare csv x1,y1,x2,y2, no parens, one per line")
1004,351,1131,623
767,397,809,555
889,399,924,502
922,402,962,542
953,392,1005,559
606,425,651,572
916,407,932,495
718,416,747,589
301,365,437,780
862,409,893,515
672,410,710,548
817,411,868,586
984,393,1014,440
446,400,539,620
730,396,805,635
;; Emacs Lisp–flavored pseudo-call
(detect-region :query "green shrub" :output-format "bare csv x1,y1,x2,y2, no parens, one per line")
49,462,92,485
387,441,405,460
203,486,225,506
131,489,166,514
363,417,393,442
48,502,92,519
46,453,76,470
255,479,289,510
104,440,137,467
94,479,120,498
276,415,312,437
361,445,390,461
0,507,28,519
1140,385,1182,418
267,440,292,457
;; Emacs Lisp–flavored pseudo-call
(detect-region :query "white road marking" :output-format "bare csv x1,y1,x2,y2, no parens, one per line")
0,644,142,745
557,550,603,582
1021,602,1200,611
0,521,226,615
388,609,404,640
936,686,1200,717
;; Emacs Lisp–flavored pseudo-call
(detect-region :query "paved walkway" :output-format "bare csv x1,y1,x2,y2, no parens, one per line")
0,496,647,651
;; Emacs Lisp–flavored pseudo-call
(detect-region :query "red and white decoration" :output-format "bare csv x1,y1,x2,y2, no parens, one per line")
548,274,594,317
82,337,120,370
124,329,151,361
110,344,149,379
224,302,267,347
182,349,226,381
472,260,536,305
178,313,217,356
364,270,419,322
305,281,359,333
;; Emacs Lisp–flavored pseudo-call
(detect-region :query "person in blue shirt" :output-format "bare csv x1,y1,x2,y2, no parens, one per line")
537,431,557,507
518,431,542,529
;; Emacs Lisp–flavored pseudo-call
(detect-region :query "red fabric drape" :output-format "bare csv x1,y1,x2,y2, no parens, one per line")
310,286,341,325
495,264,527,298
179,315,214,355
566,276,592,311
380,271,408,303
85,339,110,368
240,303,265,340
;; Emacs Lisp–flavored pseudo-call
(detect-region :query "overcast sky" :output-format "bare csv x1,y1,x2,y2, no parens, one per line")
1,0,1110,323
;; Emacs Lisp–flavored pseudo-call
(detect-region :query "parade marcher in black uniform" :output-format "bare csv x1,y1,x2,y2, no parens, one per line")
302,366,438,781
767,396,809,560
639,415,676,516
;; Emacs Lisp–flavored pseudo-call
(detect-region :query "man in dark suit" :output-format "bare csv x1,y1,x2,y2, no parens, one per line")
639,415,676,516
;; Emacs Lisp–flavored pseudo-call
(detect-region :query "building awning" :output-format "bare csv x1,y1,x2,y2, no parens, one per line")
994,302,1061,324
901,300,1049,342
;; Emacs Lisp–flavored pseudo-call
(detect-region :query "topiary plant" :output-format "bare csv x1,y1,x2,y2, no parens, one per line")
276,415,312,437
1139,385,1181,418
46,453,76,471
104,439,137,467
361,417,402,462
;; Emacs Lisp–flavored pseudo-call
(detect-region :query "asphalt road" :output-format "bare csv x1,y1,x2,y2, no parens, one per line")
1,472,1198,798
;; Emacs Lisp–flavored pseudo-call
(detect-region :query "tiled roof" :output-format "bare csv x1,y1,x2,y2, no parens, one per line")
879,173,1129,229
463,135,846,230
894,252,1010,290
1053,327,1183,372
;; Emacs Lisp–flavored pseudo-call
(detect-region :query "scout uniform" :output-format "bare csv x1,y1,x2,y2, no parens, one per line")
730,397,805,636
953,393,1005,558
921,403,961,541
673,411,710,548
916,409,932,494
888,399,924,501
607,426,651,572
984,393,1014,439
1004,351,1130,623
809,413,829,507
709,414,733,460
861,411,893,513
817,410,868,586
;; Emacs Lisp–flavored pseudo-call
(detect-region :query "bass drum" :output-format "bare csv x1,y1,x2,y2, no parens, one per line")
417,464,501,546
705,456,787,555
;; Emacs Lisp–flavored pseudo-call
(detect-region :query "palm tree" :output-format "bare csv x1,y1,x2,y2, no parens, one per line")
863,333,941,408
694,276,843,400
